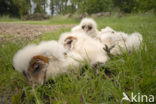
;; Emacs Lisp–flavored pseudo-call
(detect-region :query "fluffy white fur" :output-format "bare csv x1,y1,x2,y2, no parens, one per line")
126,32,143,51
36,41,66,59
101,26,115,33
13,40,83,83
98,27,128,48
98,27,143,55
58,32,108,65
71,18,99,38
110,32,143,55
13,44,38,72
36,41,83,78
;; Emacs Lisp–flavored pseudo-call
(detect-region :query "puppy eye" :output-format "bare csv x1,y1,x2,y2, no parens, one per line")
82,26,85,29
88,26,92,30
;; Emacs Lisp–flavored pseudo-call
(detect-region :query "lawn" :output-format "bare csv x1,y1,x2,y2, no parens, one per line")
0,15,79,25
0,14,156,104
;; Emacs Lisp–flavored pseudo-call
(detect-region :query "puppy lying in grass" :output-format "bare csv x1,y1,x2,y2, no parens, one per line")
13,41,83,85
71,18,143,55
98,26,143,55
58,31,109,66
13,18,143,85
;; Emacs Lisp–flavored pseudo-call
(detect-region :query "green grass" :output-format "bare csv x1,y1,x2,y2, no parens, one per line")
0,14,156,104
0,15,79,25
0,16,20,22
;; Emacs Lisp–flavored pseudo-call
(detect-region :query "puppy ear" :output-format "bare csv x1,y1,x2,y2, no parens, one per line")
27,55,49,84
32,55,49,64
29,55,49,75
64,36,77,50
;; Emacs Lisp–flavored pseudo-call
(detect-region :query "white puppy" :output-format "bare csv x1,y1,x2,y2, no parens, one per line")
58,32,108,65
72,18,99,38
110,32,143,55
98,27,143,55
13,40,83,84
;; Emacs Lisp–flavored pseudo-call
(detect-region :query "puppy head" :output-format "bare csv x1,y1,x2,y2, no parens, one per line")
101,26,115,34
64,36,77,50
80,18,97,34
24,55,49,84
